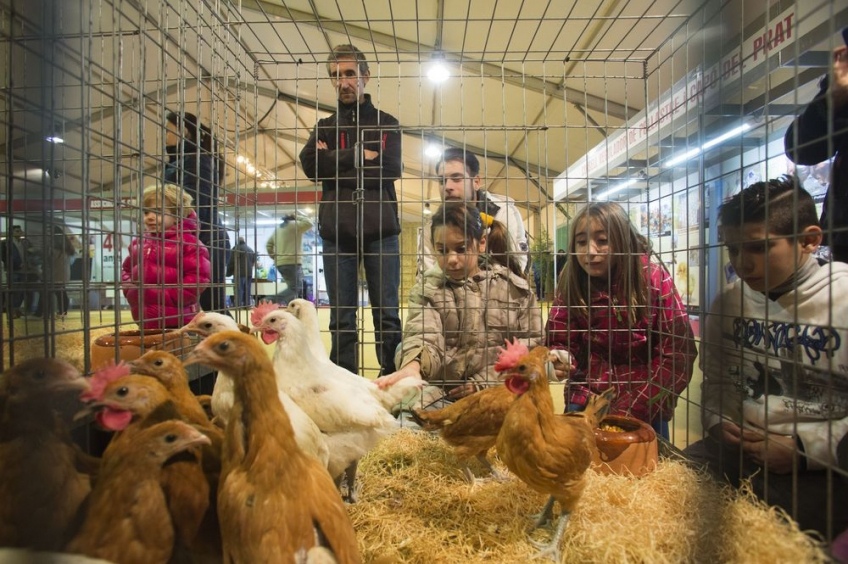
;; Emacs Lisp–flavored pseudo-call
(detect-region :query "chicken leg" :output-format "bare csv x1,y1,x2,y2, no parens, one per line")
528,510,570,562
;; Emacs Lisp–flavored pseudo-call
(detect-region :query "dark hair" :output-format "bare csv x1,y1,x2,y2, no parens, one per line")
52,224,75,255
718,175,819,235
165,111,224,181
436,147,480,177
327,44,369,75
430,202,523,277
556,201,652,323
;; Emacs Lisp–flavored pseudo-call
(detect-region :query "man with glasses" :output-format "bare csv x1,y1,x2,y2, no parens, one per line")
419,147,529,276
299,44,402,376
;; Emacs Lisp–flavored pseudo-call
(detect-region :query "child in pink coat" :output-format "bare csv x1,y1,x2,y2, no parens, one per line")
546,201,696,439
122,183,211,330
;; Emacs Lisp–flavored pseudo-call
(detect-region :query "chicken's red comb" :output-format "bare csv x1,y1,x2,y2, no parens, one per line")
250,300,281,327
494,338,530,372
81,362,131,401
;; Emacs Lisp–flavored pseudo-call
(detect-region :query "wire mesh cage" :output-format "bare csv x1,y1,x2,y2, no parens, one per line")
1,0,847,557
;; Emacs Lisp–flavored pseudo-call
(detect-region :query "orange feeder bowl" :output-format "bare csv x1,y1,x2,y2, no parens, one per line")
90,329,190,370
592,414,658,477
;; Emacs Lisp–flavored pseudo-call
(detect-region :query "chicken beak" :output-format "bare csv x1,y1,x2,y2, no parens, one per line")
188,429,212,448
182,346,207,368
72,401,97,422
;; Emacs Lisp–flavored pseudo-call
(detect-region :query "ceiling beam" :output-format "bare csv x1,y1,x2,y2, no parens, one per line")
237,0,635,120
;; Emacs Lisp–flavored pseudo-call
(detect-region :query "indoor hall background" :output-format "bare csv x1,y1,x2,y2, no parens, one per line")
1,0,846,552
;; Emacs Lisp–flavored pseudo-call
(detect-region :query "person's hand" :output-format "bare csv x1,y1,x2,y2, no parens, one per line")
316,140,328,150
740,432,798,474
710,422,798,474
832,46,848,107
445,382,480,400
375,360,421,390
709,421,763,445
363,149,379,160
548,349,575,381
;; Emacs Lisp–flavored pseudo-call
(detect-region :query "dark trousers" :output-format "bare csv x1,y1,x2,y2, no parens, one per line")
684,436,848,540
234,276,253,308
321,235,402,375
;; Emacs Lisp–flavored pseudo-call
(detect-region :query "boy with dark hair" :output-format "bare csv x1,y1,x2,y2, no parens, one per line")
685,175,848,539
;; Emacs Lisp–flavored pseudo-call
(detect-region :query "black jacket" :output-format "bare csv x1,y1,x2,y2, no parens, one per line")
785,76,848,254
227,241,256,279
299,94,402,248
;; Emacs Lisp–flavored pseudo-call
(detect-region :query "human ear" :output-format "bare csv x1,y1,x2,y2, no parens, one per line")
478,235,487,254
799,226,823,253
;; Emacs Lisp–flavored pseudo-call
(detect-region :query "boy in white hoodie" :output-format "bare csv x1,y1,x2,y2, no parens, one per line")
685,175,848,540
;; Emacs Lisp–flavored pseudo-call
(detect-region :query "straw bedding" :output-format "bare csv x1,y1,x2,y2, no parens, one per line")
349,429,828,564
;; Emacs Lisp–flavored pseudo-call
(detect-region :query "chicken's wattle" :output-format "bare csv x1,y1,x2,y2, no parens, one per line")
261,330,278,345
505,376,530,395
96,408,133,431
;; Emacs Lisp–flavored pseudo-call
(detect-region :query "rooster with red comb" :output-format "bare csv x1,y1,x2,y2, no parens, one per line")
495,341,614,562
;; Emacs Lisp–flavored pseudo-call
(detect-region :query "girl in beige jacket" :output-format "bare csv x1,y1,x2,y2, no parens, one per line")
376,202,542,404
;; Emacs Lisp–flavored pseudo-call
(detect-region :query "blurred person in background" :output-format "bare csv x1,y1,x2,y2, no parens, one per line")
266,213,313,304
227,236,256,308
785,39,848,261
165,111,231,313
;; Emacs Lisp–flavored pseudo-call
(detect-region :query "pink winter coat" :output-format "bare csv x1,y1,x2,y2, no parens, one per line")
545,256,697,423
121,211,211,330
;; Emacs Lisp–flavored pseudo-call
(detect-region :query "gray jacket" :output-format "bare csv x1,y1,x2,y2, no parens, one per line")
396,261,542,392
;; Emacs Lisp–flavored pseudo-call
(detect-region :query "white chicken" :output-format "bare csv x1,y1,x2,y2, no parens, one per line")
251,302,424,501
180,311,330,469
286,299,330,362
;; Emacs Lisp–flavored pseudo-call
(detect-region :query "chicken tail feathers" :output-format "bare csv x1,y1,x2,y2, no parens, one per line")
584,388,616,428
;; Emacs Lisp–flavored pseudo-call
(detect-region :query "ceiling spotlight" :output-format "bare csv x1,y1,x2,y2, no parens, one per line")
427,53,450,83
46,123,64,144
424,143,443,159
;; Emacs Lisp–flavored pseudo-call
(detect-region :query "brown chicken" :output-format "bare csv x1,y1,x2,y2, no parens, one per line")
0,358,96,551
184,330,361,564
411,386,516,483
66,419,211,564
495,341,613,562
91,374,223,560
127,349,211,428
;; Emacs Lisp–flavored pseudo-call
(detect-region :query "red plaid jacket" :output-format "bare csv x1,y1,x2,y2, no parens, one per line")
545,256,697,423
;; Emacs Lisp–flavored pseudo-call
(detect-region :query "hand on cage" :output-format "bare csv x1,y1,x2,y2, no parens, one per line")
548,349,576,381
444,382,480,400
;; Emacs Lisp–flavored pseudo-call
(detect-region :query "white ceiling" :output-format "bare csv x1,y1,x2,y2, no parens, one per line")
1,0,845,226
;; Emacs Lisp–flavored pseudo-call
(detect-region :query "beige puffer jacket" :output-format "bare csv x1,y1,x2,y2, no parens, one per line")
396,261,543,392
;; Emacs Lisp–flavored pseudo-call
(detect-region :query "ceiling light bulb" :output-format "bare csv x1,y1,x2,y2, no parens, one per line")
424,144,443,159
427,62,450,83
